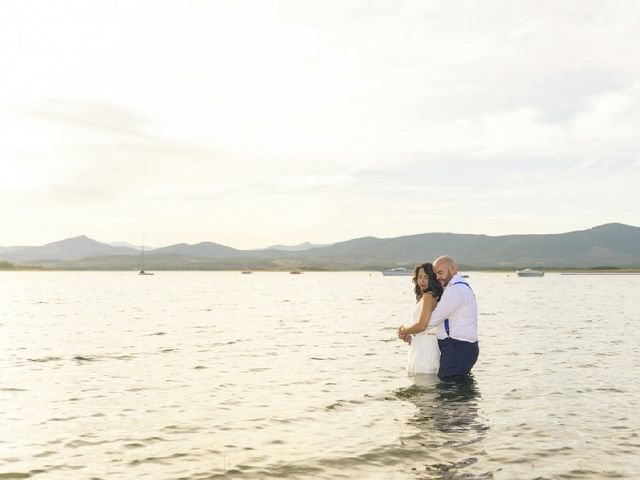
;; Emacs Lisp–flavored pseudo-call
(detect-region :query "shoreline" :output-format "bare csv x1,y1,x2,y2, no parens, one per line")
2,267,640,273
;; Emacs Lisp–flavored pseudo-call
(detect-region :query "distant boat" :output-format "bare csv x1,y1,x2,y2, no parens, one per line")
138,243,154,275
517,268,544,277
289,270,302,275
382,267,412,276
241,271,253,274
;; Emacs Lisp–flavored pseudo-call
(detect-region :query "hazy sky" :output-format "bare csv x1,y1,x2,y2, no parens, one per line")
2,1,639,249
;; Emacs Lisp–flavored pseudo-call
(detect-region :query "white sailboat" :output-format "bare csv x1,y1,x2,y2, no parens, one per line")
516,268,543,277
382,267,412,276
138,243,154,275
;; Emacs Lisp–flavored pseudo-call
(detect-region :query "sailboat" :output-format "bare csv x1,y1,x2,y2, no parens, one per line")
289,261,302,274
138,243,154,275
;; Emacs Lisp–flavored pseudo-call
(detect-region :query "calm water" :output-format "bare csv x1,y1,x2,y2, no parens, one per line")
1,271,639,479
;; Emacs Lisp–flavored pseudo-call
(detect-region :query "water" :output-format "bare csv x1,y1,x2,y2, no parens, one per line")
1,271,639,479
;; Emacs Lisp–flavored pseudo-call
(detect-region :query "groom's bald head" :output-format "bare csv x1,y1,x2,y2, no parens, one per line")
433,256,457,287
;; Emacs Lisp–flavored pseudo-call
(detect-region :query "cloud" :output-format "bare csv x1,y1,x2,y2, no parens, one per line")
17,98,157,140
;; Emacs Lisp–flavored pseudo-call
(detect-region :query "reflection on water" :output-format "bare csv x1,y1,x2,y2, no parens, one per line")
396,375,491,479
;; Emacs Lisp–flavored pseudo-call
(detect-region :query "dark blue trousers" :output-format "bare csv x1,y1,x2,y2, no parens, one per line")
438,338,479,379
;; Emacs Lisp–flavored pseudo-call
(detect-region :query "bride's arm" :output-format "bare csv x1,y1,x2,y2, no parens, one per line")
399,294,436,336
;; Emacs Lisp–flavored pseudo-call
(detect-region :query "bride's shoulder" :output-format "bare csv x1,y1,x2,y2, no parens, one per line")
421,291,437,302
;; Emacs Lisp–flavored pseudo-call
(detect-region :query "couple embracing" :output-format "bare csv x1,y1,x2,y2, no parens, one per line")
398,256,479,380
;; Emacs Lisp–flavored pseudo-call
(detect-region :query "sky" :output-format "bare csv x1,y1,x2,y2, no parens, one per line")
1,0,639,249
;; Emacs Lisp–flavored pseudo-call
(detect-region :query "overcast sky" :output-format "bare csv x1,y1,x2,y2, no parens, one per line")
1,0,639,249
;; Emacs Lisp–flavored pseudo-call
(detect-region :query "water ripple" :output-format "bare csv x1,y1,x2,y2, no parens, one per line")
1,271,639,479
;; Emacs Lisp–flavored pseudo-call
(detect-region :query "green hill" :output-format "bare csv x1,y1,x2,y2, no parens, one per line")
3,223,639,270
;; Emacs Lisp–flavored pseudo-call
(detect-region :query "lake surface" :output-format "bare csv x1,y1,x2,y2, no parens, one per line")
1,271,639,479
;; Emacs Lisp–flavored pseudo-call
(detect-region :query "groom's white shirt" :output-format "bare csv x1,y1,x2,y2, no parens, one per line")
428,273,478,343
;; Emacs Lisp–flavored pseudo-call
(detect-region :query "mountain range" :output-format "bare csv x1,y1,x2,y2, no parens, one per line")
1,223,639,270
265,241,330,251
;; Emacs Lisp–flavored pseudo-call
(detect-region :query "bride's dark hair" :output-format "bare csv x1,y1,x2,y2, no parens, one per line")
412,262,443,302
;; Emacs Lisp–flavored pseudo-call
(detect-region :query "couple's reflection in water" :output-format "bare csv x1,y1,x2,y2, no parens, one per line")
395,374,492,479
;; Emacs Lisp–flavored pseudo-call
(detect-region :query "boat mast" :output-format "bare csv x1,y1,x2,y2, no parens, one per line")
139,239,145,271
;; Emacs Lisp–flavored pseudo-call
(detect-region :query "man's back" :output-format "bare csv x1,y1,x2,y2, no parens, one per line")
429,273,478,342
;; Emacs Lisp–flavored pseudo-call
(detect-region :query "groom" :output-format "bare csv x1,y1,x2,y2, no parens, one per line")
427,256,479,379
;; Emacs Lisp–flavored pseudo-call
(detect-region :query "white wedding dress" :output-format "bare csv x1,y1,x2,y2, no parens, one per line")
406,296,440,375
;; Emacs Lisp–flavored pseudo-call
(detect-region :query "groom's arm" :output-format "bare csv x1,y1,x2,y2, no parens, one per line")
427,287,466,327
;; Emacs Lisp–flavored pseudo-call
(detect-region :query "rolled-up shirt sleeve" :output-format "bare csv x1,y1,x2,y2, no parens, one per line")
428,286,466,327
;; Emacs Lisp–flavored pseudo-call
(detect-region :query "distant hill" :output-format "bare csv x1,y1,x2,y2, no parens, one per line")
2,223,639,270
0,246,28,254
0,235,138,263
294,223,640,269
109,242,151,250
151,242,241,258
266,241,331,251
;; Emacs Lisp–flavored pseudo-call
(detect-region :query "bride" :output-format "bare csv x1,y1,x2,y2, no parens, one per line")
398,263,443,375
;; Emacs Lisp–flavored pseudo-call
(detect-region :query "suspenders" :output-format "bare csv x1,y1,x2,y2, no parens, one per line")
443,281,474,337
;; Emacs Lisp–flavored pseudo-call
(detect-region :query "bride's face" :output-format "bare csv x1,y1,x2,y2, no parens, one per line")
417,268,429,292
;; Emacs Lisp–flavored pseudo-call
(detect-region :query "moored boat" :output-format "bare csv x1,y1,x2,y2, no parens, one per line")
517,268,544,277
138,243,154,275
382,267,412,276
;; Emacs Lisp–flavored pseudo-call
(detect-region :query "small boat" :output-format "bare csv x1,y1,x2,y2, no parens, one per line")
138,242,154,275
289,270,302,275
241,271,253,274
516,268,544,277
382,267,412,276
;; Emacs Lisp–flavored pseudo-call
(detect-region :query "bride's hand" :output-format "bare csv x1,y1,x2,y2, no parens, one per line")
398,327,411,344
